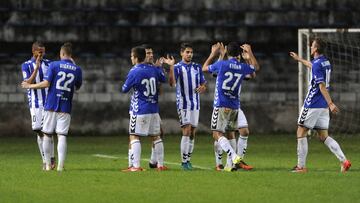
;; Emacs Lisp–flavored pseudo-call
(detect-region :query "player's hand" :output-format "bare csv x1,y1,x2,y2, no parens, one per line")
329,102,340,114
195,84,206,93
211,43,221,55
154,58,163,67
289,52,300,61
21,81,31,89
35,52,43,69
241,44,253,54
162,55,175,66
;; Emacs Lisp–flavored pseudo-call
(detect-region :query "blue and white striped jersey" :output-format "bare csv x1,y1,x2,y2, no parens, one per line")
21,57,51,109
174,61,206,110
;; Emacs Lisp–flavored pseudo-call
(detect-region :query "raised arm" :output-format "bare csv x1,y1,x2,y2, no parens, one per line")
202,43,221,72
241,44,260,72
289,52,312,68
319,82,339,114
162,55,176,87
24,54,42,84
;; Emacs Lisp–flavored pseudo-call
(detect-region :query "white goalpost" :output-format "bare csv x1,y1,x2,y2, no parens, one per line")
298,28,360,134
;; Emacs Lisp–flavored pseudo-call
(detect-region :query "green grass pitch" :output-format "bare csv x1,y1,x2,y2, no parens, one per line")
0,134,359,203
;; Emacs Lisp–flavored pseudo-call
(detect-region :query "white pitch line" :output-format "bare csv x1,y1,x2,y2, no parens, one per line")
92,154,212,170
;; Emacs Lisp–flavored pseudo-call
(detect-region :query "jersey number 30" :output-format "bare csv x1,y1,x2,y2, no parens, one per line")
141,77,157,96
56,71,75,92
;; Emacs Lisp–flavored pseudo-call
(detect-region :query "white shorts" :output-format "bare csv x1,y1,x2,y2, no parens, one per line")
129,113,161,136
211,107,238,133
29,107,44,131
42,111,71,135
298,107,329,130
226,108,248,131
177,109,199,127
237,109,248,129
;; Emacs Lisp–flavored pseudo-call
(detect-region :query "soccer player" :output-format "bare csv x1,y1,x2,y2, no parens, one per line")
22,42,82,171
21,41,55,170
122,46,167,172
290,37,351,173
168,42,206,170
203,42,259,172
212,43,260,171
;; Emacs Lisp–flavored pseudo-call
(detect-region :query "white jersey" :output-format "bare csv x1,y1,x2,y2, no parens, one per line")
21,58,51,108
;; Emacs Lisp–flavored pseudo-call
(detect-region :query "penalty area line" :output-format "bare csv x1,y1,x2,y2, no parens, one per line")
92,153,212,170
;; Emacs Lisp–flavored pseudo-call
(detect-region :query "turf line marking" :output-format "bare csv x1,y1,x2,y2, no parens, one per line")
92,154,212,170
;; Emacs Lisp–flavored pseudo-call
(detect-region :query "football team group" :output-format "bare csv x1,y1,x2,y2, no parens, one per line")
21,38,351,173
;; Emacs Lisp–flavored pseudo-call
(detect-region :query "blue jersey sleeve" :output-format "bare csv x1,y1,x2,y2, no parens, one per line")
312,63,325,84
21,63,31,80
75,68,83,90
243,63,256,75
45,62,56,83
122,69,136,93
158,68,166,83
208,61,222,74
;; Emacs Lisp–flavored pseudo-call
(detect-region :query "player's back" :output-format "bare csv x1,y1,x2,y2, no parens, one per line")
214,58,255,109
44,59,82,114
124,63,166,115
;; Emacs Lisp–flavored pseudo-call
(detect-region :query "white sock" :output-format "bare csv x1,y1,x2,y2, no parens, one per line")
50,136,55,159
130,140,141,168
42,136,52,170
188,138,195,162
180,136,190,163
57,135,67,171
237,135,248,159
324,136,346,163
226,138,237,168
150,145,157,165
128,148,133,167
154,139,164,167
218,136,237,162
297,137,308,168
214,141,223,166
37,135,45,163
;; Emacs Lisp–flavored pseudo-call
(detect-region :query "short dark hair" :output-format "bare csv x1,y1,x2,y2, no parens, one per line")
313,37,326,54
32,41,44,51
131,46,146,62
180,42,193,52
227,42,240,57
61,42,73,56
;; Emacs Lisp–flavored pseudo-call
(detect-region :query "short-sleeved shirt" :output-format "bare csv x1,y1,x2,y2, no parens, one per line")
44,59,82,114
21,57,51,108
304,55,331,108
174,61,206,110
208,58,255,109
122,63,166,115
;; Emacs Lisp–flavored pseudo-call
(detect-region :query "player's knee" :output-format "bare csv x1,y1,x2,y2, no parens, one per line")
317,134,328,142
239,128,249,136
152,135,161,141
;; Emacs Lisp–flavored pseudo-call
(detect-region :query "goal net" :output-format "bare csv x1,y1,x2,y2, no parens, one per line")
298,29,360,135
